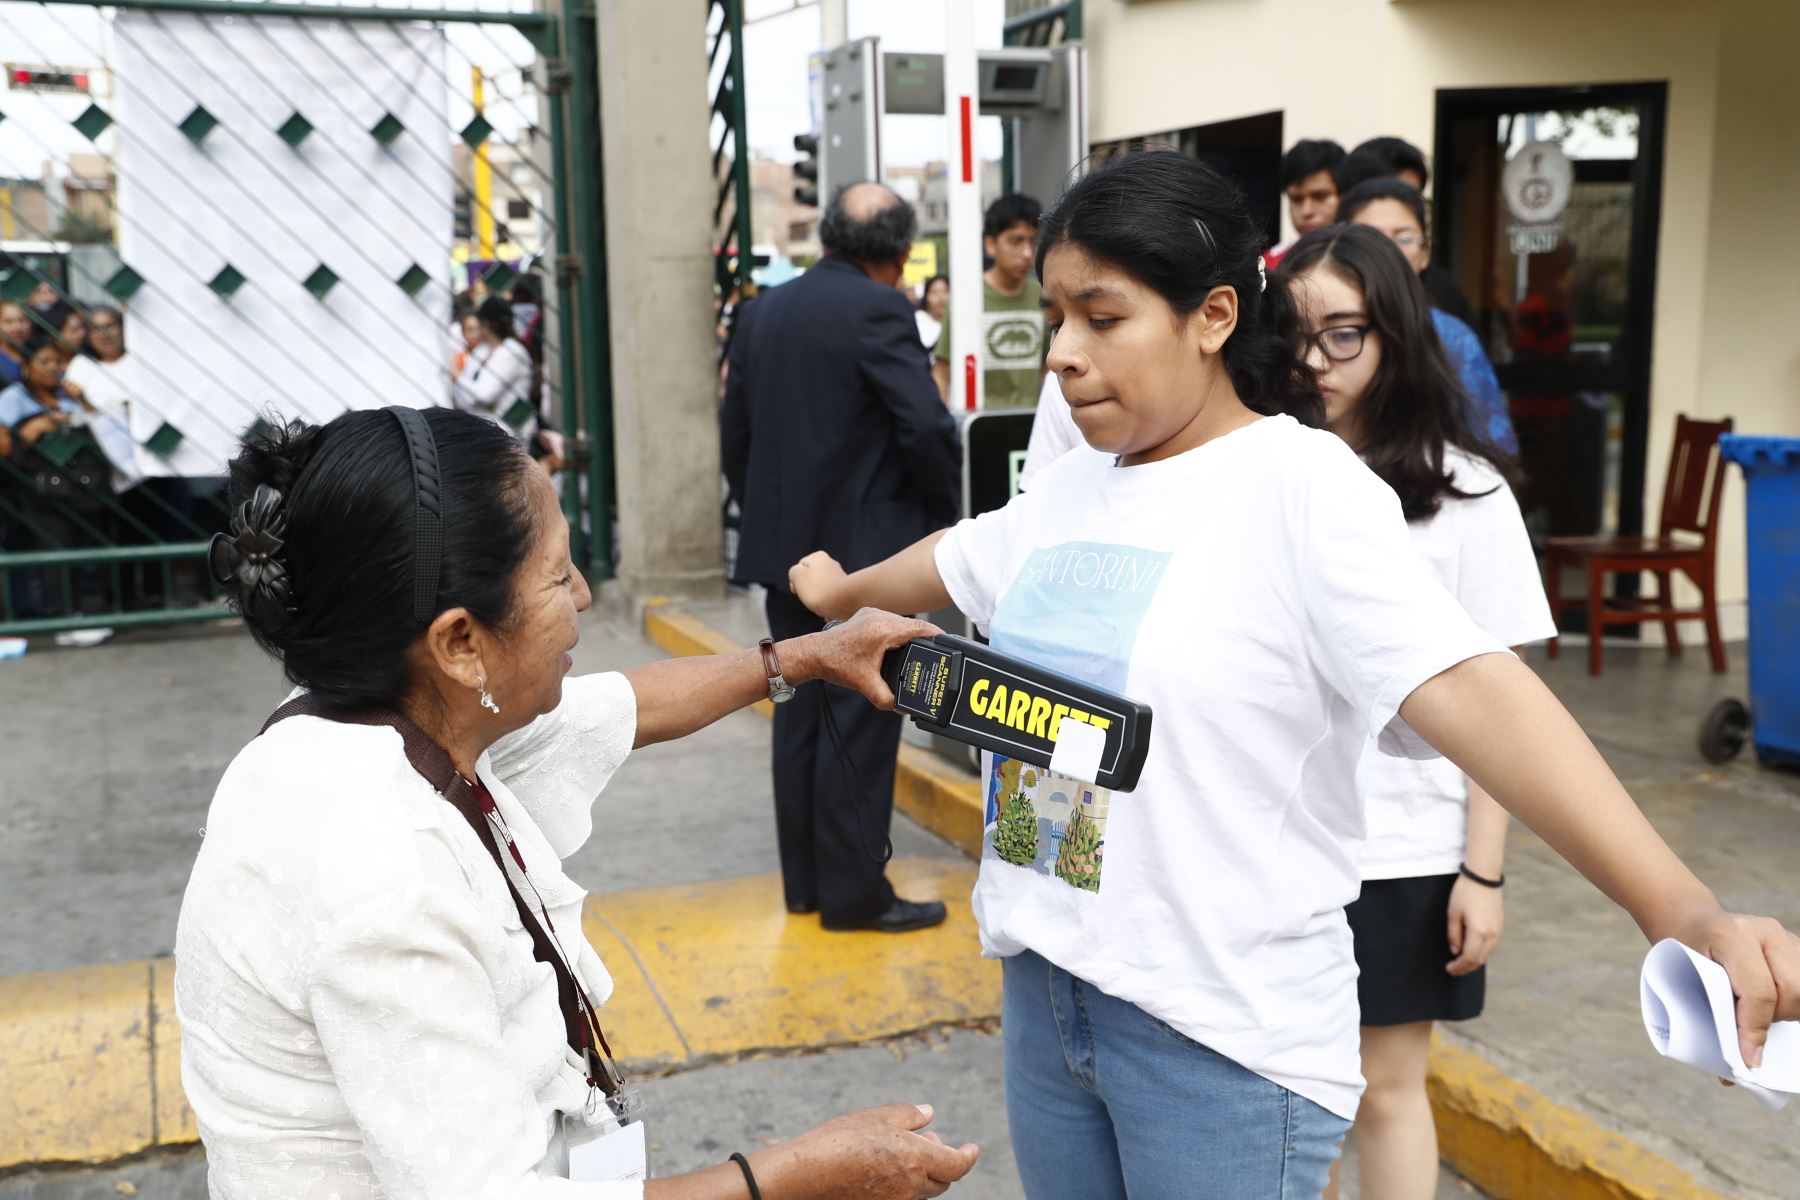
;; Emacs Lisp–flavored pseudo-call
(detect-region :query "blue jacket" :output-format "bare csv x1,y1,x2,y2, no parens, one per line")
1431,309,1518,456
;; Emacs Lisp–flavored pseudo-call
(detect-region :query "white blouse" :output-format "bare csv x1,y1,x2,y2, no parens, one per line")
175,672,642,1198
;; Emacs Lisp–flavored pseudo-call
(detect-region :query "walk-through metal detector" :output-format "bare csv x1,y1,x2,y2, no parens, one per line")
811,33,1088,411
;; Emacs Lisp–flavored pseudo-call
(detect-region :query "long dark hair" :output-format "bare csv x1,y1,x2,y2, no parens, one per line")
224,408,541,710
1275,223,1516,520
1035,150,1323,426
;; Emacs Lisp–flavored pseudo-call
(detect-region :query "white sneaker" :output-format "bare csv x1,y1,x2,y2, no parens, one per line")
54,627,115,648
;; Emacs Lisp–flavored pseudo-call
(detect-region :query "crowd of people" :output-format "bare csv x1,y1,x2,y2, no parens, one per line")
0,271,568,640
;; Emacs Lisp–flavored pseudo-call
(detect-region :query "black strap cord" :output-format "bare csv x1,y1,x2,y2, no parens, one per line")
817,681,895,866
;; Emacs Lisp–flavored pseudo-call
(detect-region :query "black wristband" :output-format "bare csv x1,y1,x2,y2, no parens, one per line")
730,1151,763,1200
1460,863,1505,889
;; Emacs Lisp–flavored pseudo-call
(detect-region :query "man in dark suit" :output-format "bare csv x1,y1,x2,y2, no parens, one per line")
722,183,960,933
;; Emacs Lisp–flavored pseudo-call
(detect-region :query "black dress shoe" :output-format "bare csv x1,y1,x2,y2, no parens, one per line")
822,898,948,933
786,900,819,914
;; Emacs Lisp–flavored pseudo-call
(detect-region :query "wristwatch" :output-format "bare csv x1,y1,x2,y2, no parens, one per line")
758,637,797,704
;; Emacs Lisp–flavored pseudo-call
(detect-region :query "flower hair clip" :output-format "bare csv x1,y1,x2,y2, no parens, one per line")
209,484,296,627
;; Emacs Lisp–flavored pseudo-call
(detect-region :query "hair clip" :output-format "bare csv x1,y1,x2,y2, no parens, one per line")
209,484,295,625
1257,255,1267,294
1191,217,1218,256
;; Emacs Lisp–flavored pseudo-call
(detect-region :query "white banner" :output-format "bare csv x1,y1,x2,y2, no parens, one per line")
113,11,453,475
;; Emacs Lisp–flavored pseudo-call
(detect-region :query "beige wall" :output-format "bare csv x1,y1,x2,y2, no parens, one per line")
1083,0,1799,628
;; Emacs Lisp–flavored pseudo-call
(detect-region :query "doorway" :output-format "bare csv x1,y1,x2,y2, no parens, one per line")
1433,84,1668,630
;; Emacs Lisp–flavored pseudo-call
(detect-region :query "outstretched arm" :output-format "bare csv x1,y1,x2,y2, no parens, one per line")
788,530,954,624
623,607,937,748
1400,652,1800,1065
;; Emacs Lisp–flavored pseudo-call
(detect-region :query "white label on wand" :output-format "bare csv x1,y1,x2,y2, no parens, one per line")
1048,718,1106,784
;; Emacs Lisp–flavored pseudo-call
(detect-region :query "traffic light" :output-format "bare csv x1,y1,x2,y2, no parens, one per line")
8,65,92,93
793,132,819,208
452,188,473,242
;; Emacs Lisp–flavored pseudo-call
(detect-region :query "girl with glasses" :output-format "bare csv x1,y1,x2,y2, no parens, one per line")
1278,223,1550,1200
786,151,1800,1199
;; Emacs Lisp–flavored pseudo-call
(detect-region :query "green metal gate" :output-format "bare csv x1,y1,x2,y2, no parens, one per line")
0,0,611,638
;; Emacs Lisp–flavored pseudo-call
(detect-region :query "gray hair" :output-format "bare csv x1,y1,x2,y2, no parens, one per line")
818,183,917,264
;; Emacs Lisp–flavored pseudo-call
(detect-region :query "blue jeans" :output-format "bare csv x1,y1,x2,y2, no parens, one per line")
1002,950,1350,1199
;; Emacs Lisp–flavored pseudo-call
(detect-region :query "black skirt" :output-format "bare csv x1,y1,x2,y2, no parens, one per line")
1346,873,1486,1027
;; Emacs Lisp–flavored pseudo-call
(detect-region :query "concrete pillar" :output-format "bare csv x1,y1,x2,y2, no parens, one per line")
596,0,725,603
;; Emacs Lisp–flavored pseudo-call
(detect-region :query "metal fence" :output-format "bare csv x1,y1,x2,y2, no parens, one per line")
0,0,610,637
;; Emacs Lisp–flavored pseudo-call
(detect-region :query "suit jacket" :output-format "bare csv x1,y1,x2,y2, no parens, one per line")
722,256,961,586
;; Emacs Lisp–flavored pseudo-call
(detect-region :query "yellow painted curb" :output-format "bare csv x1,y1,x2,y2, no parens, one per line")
647,603,1732,1200
1428,1037,1723,1200
586,858,994,1068
0,864,990,1171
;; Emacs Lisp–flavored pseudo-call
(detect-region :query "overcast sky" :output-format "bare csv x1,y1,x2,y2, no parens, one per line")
740,0,1010,168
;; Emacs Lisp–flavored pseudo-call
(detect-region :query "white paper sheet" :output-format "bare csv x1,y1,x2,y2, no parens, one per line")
1640,938,1799,1110
1047,718,1106,784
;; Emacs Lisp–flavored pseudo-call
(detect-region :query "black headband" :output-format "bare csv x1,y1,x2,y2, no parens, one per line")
387,406,444,624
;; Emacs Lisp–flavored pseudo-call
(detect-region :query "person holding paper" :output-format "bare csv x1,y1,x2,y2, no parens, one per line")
787,150,1800,1200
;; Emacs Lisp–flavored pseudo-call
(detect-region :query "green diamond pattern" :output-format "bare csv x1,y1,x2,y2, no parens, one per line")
145,422,185,458
208,264,246,298
481,261,518,295
0,270,37,302
302,264,339,300
369,112,405,147
395,263,431,297
103,265,145,302
179,104,219,145
502,398,536,430
459,113,494,148
72,103,114,141
277,112,314,148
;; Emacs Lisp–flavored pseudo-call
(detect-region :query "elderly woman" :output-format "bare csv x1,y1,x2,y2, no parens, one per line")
178,406,980,1198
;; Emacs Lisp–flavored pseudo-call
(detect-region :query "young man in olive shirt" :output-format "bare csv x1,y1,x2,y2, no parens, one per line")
933,193,1047,409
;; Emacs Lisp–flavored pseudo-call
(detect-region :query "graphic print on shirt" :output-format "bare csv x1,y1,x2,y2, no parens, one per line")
983,540,1170,892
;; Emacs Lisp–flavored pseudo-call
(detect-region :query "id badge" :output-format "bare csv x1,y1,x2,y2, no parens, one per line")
565,1087,650,1183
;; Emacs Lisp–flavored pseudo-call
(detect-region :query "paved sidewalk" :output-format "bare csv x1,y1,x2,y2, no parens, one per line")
18,593,1784,1197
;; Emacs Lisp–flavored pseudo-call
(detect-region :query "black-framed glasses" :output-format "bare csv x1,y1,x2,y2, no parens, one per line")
1301,323,1373,363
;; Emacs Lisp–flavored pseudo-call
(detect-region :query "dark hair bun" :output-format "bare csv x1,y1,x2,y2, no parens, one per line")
222,407,539,711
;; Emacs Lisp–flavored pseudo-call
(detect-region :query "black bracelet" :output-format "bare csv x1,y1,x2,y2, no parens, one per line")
729,1151,763,1200
1460,863,1505,889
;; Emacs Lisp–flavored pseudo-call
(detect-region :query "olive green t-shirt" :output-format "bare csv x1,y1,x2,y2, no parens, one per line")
934,276,1047,409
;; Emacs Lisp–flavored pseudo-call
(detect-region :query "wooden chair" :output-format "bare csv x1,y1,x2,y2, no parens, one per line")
1544,414,1733,676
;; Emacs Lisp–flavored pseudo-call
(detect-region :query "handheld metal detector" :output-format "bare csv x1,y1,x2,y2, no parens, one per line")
879,633,1154,791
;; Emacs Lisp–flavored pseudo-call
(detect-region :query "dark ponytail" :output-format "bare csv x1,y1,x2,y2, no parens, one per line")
1034,150,1323,427
221,407,540,711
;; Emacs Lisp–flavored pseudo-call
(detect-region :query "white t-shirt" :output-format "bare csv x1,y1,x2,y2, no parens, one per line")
1358,447,1556,881
1018,371,1081,491
63,354,143,488
933,415,1505,1119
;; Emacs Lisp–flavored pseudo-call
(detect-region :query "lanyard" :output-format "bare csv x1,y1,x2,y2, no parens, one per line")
261,694,625,1097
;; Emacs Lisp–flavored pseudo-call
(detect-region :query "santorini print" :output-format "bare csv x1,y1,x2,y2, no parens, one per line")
985,754,1111,892
981,537,1170,894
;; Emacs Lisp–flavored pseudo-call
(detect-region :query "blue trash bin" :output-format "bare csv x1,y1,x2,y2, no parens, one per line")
1706,435,1800,767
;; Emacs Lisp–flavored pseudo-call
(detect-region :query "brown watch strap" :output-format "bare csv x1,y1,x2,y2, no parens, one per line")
758,636,783,683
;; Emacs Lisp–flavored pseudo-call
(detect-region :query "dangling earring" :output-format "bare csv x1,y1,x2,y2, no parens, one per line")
477,677,501,715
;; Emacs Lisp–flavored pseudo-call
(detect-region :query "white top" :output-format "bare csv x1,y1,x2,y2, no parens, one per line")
175,672,643,1199
1358,447,1556,880
62,354,144,488
915,308,943,354
1018,371,1081,490
934,415,1505,1119
452,338,535,431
